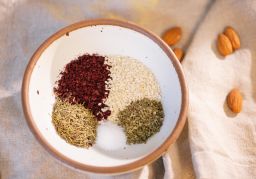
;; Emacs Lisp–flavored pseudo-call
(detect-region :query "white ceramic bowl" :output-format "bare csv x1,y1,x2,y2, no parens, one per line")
22,19,188,174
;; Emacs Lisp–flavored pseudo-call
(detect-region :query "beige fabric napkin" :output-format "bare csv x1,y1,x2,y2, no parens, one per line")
0,0,210,178
181,0,256,178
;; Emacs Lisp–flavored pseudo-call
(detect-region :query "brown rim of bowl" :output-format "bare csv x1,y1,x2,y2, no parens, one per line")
22,19,188,174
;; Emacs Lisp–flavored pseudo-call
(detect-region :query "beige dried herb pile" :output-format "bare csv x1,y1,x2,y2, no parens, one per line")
117,98,164,144
52,99,98,148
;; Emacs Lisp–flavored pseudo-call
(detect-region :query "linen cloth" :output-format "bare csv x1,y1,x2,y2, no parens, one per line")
0,0,210,178
181,0,256,178
1,0,255,179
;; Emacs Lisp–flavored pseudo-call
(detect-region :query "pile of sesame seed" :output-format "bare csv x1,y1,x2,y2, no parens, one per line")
105,56,161,122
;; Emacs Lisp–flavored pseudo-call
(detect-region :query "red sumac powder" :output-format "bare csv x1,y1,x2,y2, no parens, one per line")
54,54,112,121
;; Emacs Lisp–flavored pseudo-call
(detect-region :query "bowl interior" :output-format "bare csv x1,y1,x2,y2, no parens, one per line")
27,24,182,167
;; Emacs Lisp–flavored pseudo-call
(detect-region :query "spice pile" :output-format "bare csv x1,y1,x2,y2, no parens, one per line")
52,99,98,148
118,98,164,144
53,54,111,121
52,54,164,148
105,56,161,123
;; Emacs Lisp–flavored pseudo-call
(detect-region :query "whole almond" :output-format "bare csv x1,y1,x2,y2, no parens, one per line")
162,27,182,46
173,48,184,61
217,34,233,56
224,26,240,50
227,89,243,113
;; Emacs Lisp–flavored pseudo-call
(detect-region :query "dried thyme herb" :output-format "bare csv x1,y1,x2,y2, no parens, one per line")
117,98,164,144
52,99,98,148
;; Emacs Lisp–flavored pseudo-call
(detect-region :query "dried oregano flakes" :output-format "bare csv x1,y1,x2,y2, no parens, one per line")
117,98,164,144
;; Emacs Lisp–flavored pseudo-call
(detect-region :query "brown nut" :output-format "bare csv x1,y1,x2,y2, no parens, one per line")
224,26,241,50
227,89,243,113
217,34,233,56
173,48,184,61
162,27,182,46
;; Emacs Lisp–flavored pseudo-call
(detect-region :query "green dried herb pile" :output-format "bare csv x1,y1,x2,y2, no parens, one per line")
117,98,164,144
